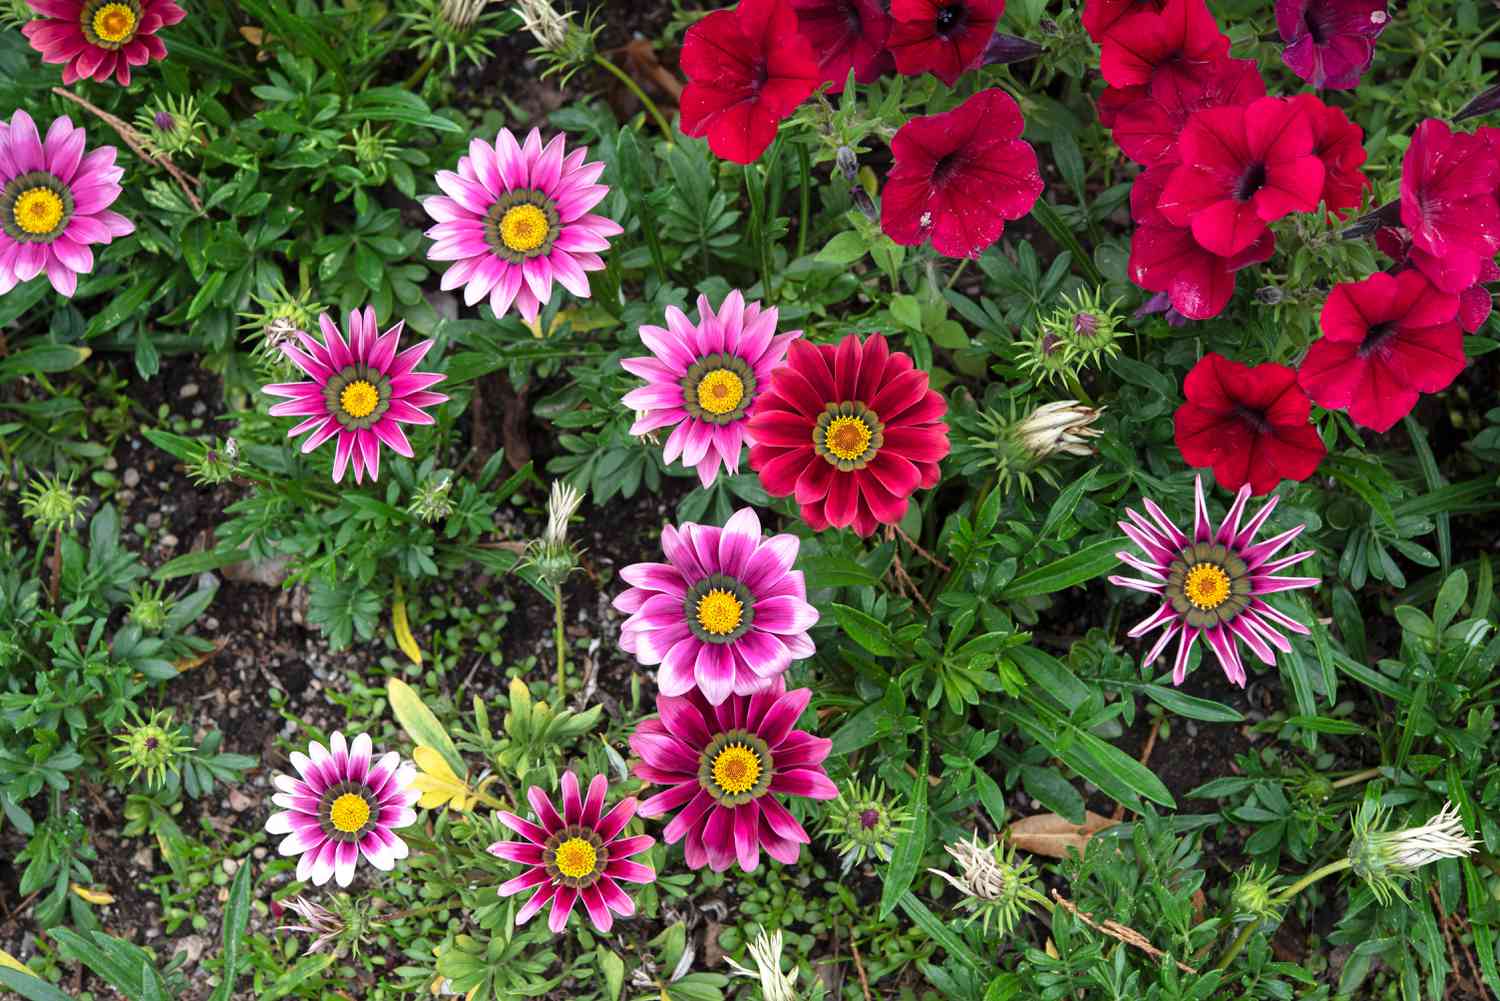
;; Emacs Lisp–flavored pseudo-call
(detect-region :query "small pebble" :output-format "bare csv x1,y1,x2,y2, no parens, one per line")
123,468,140,487
179,382,200,399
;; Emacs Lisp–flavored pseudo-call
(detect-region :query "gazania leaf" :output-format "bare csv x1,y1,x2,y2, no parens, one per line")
69,884,114,905
387,679,466,779
392,596,423,667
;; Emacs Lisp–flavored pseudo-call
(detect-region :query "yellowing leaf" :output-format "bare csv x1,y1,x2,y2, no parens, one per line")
70,883,115,905
1007,811,1119,859
393,596,423,666
411,745,476,812
0,946,35,977
387,678,466,779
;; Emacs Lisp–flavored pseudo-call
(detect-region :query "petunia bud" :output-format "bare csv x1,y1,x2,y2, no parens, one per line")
1255,286,1284,305
980,32,1044,66
835,145,859,182
1454,83,1500,122
851,186,878,221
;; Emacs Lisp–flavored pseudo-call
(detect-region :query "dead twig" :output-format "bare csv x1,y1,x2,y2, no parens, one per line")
1113,716,1162,822
848,931,872,1001
1051,889,1198,974
888,523,951,572
50,86,203,211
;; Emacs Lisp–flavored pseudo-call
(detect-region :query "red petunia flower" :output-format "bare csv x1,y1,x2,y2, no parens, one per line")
1108,56,1264,166
22,0,186,86
1129,160,1275,320
1298,270,1465,432
1276,0,1389,91
1293,94,1369,217
747,333,949,536
1098,0,1228,90
679,0,822,165
1175,353,1327,495
886,0,1004,86
789,0,892,93
880,88,1043,259
1398,119,1500,294
1374,225,1497,334
1157,97,1324,258
1082,0,1167,43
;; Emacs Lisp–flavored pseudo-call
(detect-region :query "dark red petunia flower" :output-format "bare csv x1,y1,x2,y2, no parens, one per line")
886,0,1004,86
1082,0,1166,43
1298,270,1465,432
789,0,892,93
1374,225,1496,334
680,0,822,165
1175,353,1327,495
1399,119,1500,294
1292,94,1369,218
22,0,186,86
1276,0,1389,91
1157,97,1324,258
880,88,1043,259
1109,56,1264,166
1129,160,1275,320
1098,0,1229,90
747,333,949,537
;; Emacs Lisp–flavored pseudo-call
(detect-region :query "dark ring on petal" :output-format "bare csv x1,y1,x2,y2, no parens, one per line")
542,824,609,889
682,573,757,644
812,400,884,471
698,729,773,807
680,352,757,425
0,171,75,244
323,364,394,430
318,780,379,843
483,187,561,262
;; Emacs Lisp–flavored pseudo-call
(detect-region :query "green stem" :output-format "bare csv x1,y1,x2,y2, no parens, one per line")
945,258,971,290
403,49,439,91
592,54,674,144
795,143,811,261
553,581,567,698
1213,858,1351,971
1330,766,1383,790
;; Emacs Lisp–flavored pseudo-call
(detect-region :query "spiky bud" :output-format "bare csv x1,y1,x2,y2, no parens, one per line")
1348,800,1479,905
929,834,1047,937
1013,400,1105,460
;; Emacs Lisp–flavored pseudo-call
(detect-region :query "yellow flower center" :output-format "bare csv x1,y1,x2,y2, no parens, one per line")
14,188,64,235
553,836,597,879
712,744,762,795
340,380,380,418
499,204,549,253
695,369,745,415
696,588,743,636
1184,563,1231,611
91,2,137,41
329,792,371,833
824,416,872,461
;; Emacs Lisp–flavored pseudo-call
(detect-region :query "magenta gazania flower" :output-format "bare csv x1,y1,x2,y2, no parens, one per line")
264,732,419,888
1399,119,1500,295
0,109,133,298
1276,0,1389,91
613,507,818,705
22,0,185,86
263,307,448,485
422,128,623,324
631,679,837,872
1109,476,1319,687
622,290,801,488
489,772,655,933
747,334,950,536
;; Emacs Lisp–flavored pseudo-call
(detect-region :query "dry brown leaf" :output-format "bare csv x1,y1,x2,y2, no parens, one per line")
238,25,264,47
1007,810,1119,859
614,39,684,101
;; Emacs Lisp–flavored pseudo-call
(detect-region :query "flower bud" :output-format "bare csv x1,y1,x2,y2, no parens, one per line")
1454,83,1500,122
1013,400,1105,460
835,146,859,182
981,32,1044,66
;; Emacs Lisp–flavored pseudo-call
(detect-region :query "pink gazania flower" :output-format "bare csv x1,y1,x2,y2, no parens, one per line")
1157,97,1325,258
1106,55,1265,167
679,0,821,165
1298,270,1465,433
747,333,950,536
886,0,1004,87
22,0,185,86
1109,476,1319,687
1399,119,1500,295
489,772,655,933
0,109,133,298
622,290,801,488
630,679,836,872
263,307,448,485
263,732,419,888
422,128,622,324
613,507,819,705
1276,0,1389,91
880,88,1043,259
1098,0,1229,90
789,0,892,93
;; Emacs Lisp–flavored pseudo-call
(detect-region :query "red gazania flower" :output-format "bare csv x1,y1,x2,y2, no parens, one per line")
1293,94,1369,217
1108,56,1264,167
880,88,1043,259
680,0,822,165
1175,353,1327,495
747,333,949,536
1298,270,1465,433
1157,97,1324,258
1082,0,1166,43
1129,161,1275,320
789,0,892,93
22,0,185,86
886,0,1004,86
1399,119,1500,294
1276,0,1389,91
1098,0,1228,90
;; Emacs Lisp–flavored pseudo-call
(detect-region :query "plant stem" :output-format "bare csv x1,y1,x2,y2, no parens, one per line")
1330,766,1383,790
403,50,439,91
553,581,567,699
796,142,811,261
592,54,674,144
1212,858,1351,970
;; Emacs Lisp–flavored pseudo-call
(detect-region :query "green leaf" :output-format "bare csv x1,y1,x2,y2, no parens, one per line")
207,861,253,1001
387,678,466,778
1038,467,1099,542
1000,538,1123,600
152,547,248,581
1019,765,1085,824
596,948,625,1001
1140,684,1244,723
261,954,335,1001
816,231,867,266
1433,569,1468,633
900,892,989,973
1007,699,1174,811
0,344,91,381
0,968,78,1001
830,603,899,656
879,732,928,920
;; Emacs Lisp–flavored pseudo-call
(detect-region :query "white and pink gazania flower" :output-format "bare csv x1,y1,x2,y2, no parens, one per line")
622,290,801,487
422,128,623,324
264,732,419,888
613,507,819,705
0,109,134,298
1108,476,1319,687
263,307,448,485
